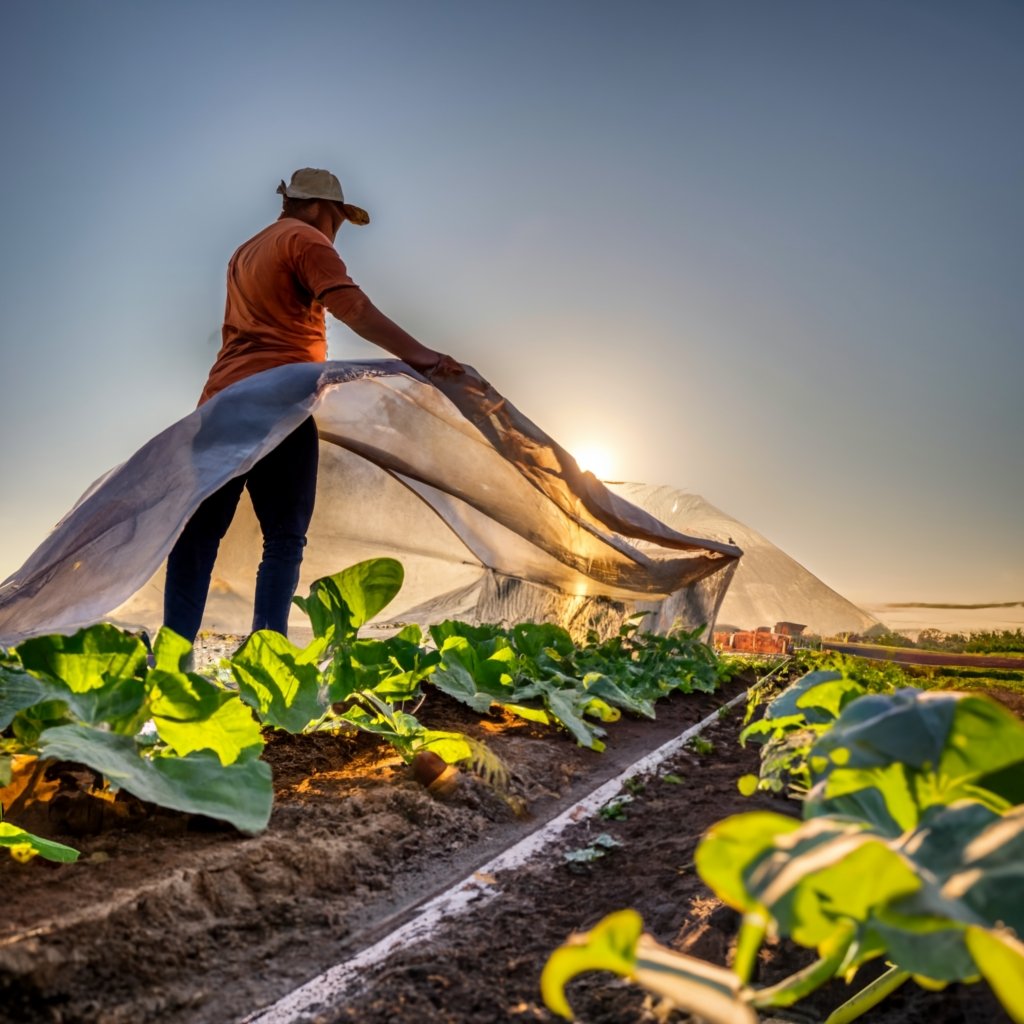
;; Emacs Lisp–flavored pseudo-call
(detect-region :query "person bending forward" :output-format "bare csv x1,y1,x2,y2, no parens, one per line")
163,167,462,644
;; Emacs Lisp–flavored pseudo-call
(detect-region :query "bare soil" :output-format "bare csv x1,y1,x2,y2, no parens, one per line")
0,673,1015,1024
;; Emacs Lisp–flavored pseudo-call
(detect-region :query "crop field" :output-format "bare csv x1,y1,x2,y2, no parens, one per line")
2,560,1023,1023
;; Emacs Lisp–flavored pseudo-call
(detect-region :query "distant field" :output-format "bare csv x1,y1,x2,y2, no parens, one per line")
861,601,1024,637
823,640,1024,670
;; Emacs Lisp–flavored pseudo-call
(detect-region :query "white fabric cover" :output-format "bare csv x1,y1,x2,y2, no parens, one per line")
0,363,741,644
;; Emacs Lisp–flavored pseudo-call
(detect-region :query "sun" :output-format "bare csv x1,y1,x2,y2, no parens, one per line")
572,443,617,481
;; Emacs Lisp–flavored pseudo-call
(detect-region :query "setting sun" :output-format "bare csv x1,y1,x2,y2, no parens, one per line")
571,443,617,480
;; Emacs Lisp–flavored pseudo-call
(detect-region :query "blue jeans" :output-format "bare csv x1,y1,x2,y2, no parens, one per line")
163,417,319,642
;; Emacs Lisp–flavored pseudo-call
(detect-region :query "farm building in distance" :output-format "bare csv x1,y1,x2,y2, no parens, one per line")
713,621,807,656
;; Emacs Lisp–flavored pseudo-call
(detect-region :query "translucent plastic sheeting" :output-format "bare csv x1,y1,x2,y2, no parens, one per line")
0,362,741,645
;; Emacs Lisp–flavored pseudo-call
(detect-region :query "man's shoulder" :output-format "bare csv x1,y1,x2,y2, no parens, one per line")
251,217,324,244
234,218,333,262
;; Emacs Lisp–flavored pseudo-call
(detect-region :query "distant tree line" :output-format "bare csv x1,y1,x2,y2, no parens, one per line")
867,628,1024,655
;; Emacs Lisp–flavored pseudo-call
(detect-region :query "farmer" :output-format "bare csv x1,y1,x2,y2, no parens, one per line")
163,167,463,644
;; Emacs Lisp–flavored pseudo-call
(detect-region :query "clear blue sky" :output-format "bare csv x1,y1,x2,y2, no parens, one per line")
1,0,1021,614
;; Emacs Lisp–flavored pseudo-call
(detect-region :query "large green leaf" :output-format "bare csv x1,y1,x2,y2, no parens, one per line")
429,638,518,712
152,627,195,673
583,672,656,719
428,648,497,714
293,558,404,644
510,622,574,659
922,803,1024,936
38,724,272,833
763,670,846,722
15,625,150,734
231,631,326,733
17,624,147,692
428,620,506,648
698,798,1024,996
696,811,803,912
537,682,607,751
965,927,1024,1023
148,669,263,765
746,827,921,950
327,636,437,704
808,690,1024,828
0,663,49,730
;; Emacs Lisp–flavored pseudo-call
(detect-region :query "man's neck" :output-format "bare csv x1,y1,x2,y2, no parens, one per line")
279,208,336,241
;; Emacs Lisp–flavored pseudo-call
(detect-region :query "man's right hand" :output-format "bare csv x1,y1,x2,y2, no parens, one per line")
421,353,464,379
324,289,465,380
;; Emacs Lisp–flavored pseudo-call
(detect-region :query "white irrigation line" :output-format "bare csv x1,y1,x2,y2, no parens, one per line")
242,685,754,1024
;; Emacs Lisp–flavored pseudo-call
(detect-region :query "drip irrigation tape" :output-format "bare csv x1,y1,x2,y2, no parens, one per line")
241,685,754,1024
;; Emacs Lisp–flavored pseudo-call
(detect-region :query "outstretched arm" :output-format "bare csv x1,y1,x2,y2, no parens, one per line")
321,286,463,378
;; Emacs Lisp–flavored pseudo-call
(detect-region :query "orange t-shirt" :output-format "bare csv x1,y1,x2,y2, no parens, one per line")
199,217,360,404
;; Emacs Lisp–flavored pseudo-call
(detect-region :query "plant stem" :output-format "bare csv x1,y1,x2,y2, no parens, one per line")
749,938,852,1009
733,915,767,985
823,966,911,1024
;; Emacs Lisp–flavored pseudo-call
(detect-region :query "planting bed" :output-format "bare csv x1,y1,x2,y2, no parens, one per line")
2,667,1018,1023
0,665,739,1023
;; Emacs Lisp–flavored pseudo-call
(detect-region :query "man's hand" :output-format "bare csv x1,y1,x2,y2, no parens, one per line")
322,288,465,380
420,352,464,379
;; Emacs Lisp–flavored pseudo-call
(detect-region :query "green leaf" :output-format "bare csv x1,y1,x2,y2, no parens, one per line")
14,625,150,734
340,694,425,758
149,669,263,765
429,638,518,711
541,909,643,1019
583,672,656,719
870,914,976,982
429,646,499,714
394,624,423,644
37,724,272,833
428,620,505,649
747,829,921,949
510,622,574,659
794,677,869,719
933,804,1024,936
0,663,49,730
539,683,607,751
350,636,438,701
763,671,847,721
965,927,1024,1023
809,690,1024,827
230,631,326,733
541,909,754,1024
294,558,404,644
153,627,195,673
695,811,803,911
0,821,80,863
17,624,147,692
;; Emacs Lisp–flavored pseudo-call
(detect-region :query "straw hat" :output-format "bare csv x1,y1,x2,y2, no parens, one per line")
276,168,370,225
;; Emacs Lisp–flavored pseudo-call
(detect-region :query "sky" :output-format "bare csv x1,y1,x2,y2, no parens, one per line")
1,0,1021,628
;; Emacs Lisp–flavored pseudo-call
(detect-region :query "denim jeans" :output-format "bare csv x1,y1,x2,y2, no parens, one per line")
163,417,319,642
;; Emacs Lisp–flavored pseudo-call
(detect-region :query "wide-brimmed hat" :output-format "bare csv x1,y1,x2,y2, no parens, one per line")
276,168,370,225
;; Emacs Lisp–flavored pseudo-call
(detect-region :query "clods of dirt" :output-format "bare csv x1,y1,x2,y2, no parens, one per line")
0,682,742,1023
2,675,1015,1024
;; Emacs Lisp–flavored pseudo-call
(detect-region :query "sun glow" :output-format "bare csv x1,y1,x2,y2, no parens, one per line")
572,443,617,481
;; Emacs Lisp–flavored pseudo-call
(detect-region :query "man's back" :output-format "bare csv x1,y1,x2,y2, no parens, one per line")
200,217,357,404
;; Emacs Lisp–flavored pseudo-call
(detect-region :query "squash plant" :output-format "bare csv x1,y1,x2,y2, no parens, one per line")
1,625,271,836
543,685,1024,1023
234,558,725,761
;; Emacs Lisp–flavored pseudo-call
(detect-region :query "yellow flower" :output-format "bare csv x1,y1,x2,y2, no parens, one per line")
8,842,38,864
